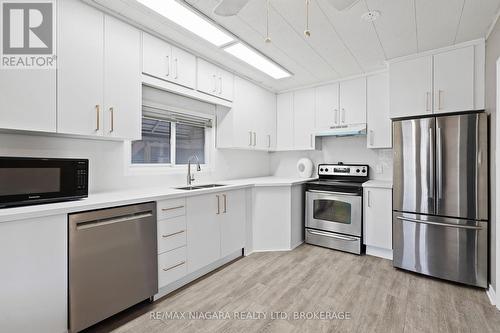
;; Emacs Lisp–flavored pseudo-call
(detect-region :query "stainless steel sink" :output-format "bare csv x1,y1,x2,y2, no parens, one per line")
175,184,227,190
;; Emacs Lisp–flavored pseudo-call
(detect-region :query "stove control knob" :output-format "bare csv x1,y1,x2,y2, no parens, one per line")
356,169,360,173
324,168,329,172
320,168,324,172
362,169,366,173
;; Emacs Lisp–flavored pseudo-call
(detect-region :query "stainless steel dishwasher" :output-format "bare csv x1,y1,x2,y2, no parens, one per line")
68,202,158,333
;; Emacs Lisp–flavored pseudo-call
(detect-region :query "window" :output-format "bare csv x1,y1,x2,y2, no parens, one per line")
131,111,210,166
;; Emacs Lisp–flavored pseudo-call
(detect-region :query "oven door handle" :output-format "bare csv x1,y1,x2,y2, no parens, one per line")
307,229,359,241
306,189,360,197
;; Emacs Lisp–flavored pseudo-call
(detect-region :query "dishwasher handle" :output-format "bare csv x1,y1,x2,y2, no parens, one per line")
76,211,154,230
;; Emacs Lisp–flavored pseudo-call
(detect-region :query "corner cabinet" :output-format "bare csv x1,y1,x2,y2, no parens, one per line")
58,0,141,140
216,76,276,151
186,189,246,273
197,58,234,101
389,42,484,119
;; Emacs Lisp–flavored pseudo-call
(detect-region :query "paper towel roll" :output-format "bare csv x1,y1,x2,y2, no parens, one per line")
297,158,314,178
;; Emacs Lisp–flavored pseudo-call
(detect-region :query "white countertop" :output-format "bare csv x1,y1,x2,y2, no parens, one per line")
362,180,393,189
0,176,316,223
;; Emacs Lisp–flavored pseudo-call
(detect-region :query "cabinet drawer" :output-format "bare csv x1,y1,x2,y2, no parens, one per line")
158,216,187,254
157,198,186,219
158,246,187,288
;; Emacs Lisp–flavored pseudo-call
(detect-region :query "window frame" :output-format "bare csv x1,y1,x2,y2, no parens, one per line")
125,112,214,175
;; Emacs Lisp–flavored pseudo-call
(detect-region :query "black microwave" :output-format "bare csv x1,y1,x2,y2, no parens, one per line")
0,157,88,208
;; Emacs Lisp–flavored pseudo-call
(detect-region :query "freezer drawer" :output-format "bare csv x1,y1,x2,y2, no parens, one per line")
393,212,487,288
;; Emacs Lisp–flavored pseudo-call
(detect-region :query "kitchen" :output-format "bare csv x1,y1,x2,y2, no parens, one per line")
0,0,500,332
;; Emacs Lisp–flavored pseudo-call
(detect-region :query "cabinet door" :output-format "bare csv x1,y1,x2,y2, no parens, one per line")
171,46,196,89
0,70,56,133
367,73,391,148
364,188,392,250
197,58,217,96
58,0,104,136
293,89,316,150
104,15,141,140
315,83,339,130
186,194,221,273
276,92,294,150
254,86,276,150
340,77,366,125
231,76,256,149
220,190,246,257
217,68,234,101
433,46,474,114
389,56,433,118
0,215,67,333
142,33,171,81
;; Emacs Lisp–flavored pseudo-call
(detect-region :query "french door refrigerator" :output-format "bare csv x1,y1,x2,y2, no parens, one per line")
392,112,488,288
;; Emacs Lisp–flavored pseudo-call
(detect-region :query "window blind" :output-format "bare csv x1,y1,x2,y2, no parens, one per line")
142,104,213,128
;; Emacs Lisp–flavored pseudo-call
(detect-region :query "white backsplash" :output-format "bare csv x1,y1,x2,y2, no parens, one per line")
270,136,393,181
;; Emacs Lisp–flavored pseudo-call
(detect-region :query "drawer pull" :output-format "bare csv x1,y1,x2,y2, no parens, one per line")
161,205,184,211
161,230,185,238
162,261,186,272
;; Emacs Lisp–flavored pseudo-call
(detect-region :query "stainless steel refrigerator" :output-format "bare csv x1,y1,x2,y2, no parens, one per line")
392,112,488,288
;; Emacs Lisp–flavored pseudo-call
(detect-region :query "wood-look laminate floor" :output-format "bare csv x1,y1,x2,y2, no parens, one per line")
85,244,500,333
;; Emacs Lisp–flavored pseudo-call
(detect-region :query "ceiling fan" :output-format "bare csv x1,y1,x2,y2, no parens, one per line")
213,0,361,17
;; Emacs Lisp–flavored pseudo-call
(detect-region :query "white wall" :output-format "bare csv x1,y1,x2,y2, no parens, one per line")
0,132,271,193
270,136,393,180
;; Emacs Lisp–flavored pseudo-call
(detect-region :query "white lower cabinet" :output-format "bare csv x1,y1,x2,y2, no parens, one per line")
0,215,67,333
158,246,188,288
186,189,246,273
363,184,393,259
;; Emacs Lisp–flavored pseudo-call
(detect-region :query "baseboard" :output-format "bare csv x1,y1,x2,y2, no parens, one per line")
486,284,496,306
154,250,242,301
290,240,304,250
252,248,295,253
366,246,393,260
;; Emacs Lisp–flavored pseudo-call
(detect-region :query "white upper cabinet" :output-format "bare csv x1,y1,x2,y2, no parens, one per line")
104,16,141,140
390,42,483,118
142,33,196,89
58,0,105,136
367,73,391,149
197,58,234,101
433,46,474,114
389,55,433,119
276,92,295,151
58,0,141,139
315,83,339,131
0,69,56,133
216,76,275,151
293,88,316,150
340,77,367,125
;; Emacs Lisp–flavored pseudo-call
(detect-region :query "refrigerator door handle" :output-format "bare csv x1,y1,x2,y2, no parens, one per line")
437,127,443,200
396,216,483,230
429,127,434,199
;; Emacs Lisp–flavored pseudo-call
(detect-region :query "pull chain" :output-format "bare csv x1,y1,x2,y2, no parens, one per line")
304,0,311,37
265,0,271,43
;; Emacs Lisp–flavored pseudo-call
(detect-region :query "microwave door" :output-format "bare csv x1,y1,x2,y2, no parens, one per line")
435,113,488,220
393,118,436,215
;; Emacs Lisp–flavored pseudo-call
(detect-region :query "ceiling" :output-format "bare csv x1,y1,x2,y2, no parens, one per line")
91,0,500,92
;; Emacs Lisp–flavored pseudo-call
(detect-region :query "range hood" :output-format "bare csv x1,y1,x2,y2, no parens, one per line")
315,123,367,137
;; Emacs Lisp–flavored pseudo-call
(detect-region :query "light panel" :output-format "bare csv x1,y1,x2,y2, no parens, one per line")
223,43,292,80
137,0,234,47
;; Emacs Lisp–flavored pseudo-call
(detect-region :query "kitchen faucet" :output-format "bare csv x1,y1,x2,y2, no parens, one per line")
187,155,201,186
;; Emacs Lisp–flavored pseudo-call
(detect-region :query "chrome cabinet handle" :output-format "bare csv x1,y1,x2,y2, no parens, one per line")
162,261,185,272
426,92,431,112
174,58,179,79
369,130,374,146
334,109,339,125
162,230,185,238
307,229,358,241
95,105,100,132
267,134,271,148
310,134,313,148
341,108,346,123
212,74,217,92
253,132,256,146
216,195,220,214
166,55,170,76
109,107,114,133
249,131,253,146
367,190,371,208
223,194,227,213
396,216,483,230
161,205,184,211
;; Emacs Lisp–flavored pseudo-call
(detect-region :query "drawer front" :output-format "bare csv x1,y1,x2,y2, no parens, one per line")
158,246,187,288
157,198,186,220
158,216,187,254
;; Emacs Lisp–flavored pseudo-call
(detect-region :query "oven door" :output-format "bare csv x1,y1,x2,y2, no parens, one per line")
306,190,362,237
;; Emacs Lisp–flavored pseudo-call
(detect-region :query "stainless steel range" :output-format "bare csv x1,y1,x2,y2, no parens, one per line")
305,163,369,255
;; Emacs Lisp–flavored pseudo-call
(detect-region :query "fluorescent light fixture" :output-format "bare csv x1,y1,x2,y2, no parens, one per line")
224,43,292,79
137,0,234,47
